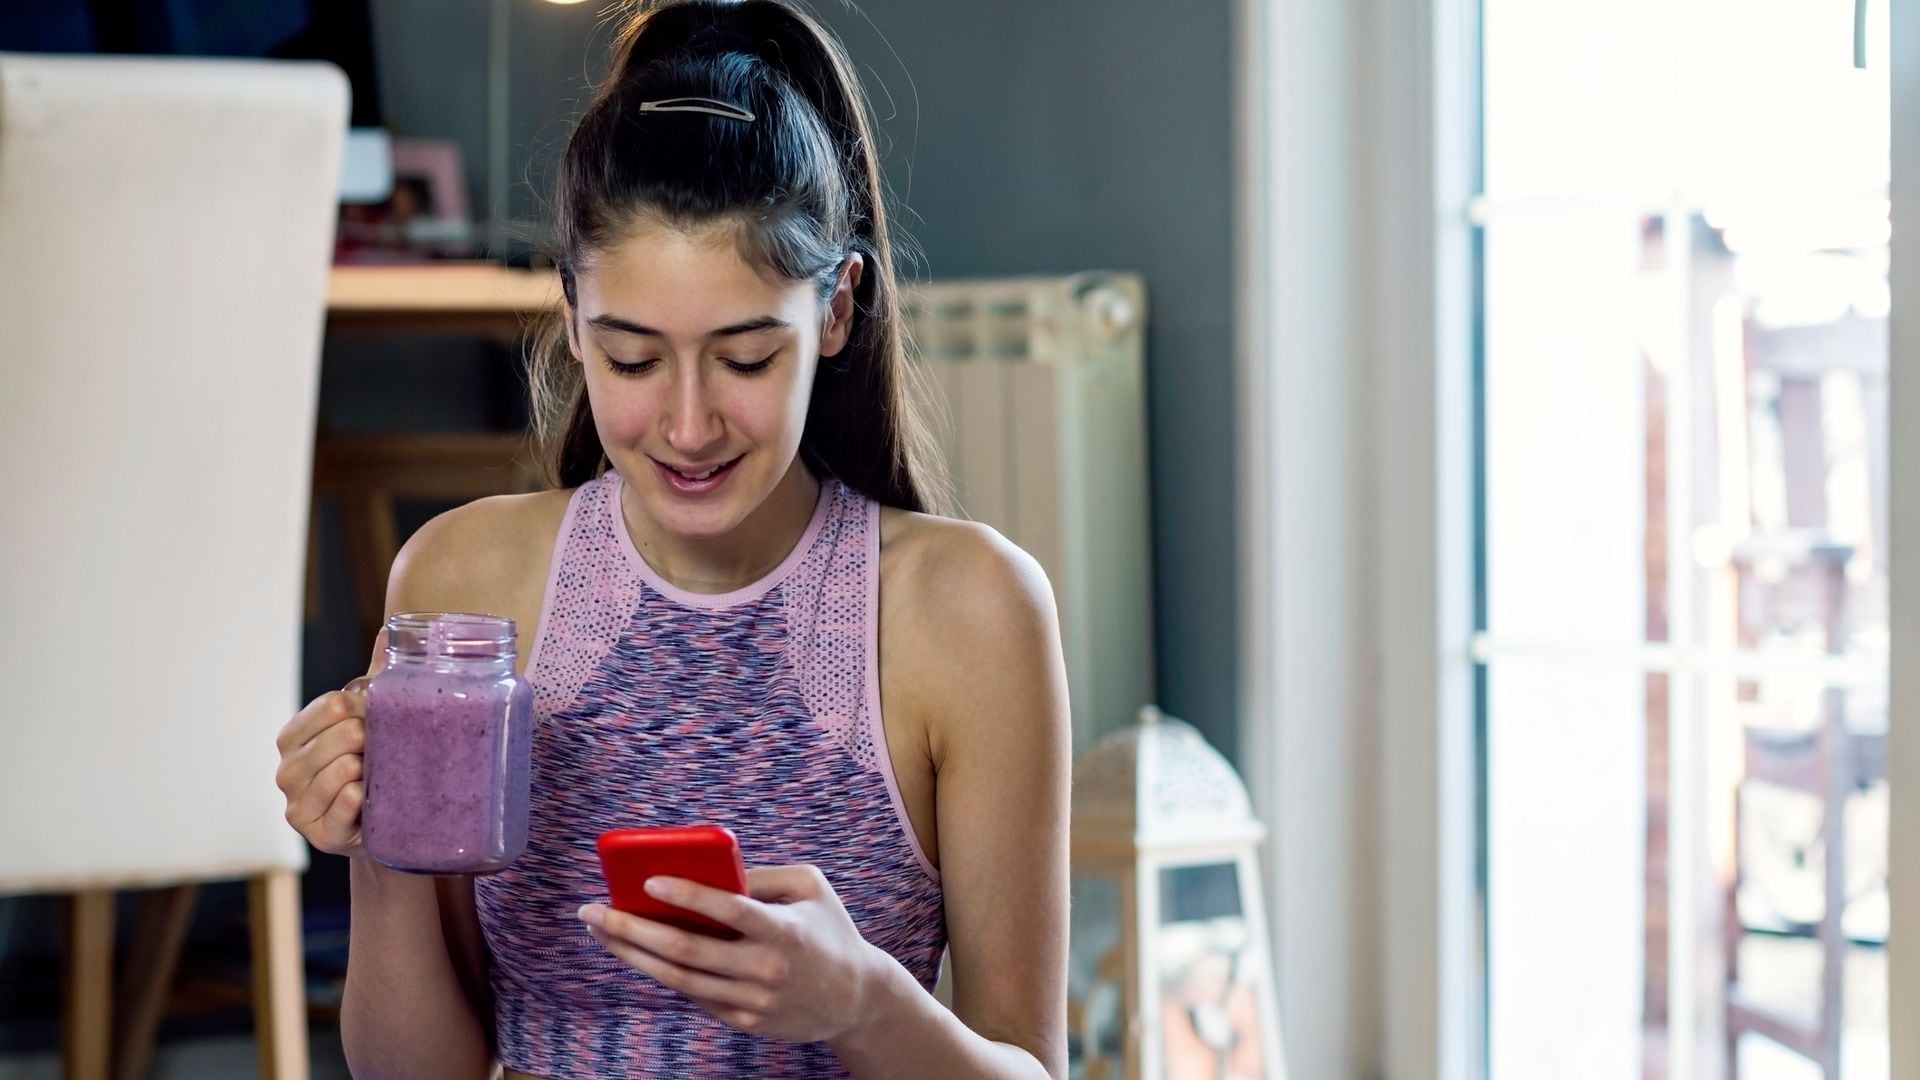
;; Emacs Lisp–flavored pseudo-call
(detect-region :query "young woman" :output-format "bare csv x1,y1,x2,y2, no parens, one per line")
272,2,1069,1076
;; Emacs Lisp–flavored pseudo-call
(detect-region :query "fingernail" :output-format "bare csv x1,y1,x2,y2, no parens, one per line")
643,878,670,899
577,903,601,926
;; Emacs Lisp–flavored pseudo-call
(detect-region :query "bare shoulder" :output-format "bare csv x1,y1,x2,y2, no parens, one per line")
878,508,1066,756
877,507,1058,638
387,488,575,617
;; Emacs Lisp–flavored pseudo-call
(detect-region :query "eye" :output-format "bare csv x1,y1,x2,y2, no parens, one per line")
604,358,660,376
722,352,778,375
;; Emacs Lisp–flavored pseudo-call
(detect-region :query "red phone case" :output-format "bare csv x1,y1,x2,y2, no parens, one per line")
595,825,749,939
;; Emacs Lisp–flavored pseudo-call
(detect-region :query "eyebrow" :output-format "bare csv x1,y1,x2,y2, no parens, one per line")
586,313,791,339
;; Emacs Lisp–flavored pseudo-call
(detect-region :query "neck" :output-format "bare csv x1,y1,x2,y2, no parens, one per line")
619,460,822,595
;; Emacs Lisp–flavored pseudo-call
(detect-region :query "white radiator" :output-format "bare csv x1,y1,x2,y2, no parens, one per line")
902,273,1154,753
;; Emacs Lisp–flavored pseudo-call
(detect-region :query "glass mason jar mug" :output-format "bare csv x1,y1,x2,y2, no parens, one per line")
361,612,532,875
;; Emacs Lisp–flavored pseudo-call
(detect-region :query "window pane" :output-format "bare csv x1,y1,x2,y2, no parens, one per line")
1677,0,1888,199
1485,0,1887,202
1483,0,1687,200
1485,660,1890,1079
1714,668,1888,1080
1482,211,1661,646
1485,656,1649,1078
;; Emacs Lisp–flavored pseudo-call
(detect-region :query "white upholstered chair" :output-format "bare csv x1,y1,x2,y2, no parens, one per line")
0,54,346,1078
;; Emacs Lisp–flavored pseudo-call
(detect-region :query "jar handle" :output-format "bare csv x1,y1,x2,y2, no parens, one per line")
340,628,390,697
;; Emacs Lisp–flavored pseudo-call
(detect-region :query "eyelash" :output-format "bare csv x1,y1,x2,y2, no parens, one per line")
603,353,777,377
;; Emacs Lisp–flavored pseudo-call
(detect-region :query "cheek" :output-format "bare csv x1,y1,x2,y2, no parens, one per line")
734,376,812,446
780,367,818,439
583,376,659,444
724,359,814,438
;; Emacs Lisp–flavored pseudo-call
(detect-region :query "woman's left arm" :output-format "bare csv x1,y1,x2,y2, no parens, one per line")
832,529,1071,1078
579,527,1070,1078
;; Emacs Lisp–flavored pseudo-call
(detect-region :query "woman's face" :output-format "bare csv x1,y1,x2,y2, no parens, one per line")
566,220,860,540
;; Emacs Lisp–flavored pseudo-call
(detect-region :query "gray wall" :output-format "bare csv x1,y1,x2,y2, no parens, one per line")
369,0,1242,758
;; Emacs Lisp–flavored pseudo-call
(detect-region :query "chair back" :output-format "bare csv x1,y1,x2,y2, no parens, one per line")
0,54,346,891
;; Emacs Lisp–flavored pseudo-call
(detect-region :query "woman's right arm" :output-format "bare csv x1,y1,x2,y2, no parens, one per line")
343,860,494,1078
277,509,502,1078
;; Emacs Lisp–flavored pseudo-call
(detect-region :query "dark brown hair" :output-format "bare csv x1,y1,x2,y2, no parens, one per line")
527,0,947,514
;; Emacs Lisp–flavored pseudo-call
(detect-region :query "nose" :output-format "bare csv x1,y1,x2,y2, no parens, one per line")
661,363,726,458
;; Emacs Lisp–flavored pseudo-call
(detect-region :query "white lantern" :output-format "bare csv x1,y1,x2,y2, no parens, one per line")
1068,707,1288,1080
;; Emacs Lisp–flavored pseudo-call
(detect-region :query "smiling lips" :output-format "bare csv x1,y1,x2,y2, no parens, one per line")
653,454,743,495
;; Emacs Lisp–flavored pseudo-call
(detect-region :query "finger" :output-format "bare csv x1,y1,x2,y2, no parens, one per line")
685,999,764,1035
745,864,830,904
316,779,365,844
279,628,388,756
276,712,365,796
585,926,765,1011
581,905,763,979
643,877,777,936
292,752,364,827
296,715,367,778
276,691,360,757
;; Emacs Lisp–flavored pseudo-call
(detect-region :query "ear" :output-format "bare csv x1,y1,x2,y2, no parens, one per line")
819,253,866,359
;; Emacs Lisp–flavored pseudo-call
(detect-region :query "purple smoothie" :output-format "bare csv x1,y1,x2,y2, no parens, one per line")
361,614,532,875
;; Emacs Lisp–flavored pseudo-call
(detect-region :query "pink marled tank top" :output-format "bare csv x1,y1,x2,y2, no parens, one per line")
474,471,945,1078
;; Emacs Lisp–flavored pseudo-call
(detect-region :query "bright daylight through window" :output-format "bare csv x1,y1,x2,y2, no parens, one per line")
1475,0,1891,1077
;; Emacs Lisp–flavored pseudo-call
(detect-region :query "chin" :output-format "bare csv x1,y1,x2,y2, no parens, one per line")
645,500,749,541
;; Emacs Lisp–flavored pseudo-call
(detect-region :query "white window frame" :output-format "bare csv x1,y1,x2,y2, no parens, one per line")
1238,0,1919,1075
1359,0,1485,1074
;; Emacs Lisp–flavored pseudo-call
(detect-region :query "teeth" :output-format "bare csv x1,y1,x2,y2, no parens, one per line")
680,464,721,481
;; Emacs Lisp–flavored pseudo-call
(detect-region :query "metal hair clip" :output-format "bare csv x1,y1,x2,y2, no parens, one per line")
638,97,757,123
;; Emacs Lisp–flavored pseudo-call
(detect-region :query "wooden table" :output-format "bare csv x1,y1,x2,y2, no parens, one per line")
325,263,561,339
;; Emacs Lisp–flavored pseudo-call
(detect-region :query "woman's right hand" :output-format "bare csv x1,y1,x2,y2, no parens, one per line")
275,632,386,858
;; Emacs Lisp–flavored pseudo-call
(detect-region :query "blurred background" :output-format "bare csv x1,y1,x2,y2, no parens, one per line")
0,0,1913,1078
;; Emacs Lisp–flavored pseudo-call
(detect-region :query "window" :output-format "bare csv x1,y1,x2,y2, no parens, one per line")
1475,2,1892,1077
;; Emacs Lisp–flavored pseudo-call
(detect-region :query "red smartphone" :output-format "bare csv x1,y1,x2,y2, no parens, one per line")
595,825,749,939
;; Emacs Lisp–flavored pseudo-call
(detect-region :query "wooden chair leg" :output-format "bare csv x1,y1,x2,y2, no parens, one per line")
62,889,115,1080
113,885,198,1080
249,871,309,1080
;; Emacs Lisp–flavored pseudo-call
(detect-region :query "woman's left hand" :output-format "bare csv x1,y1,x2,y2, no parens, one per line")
578,864,894,1043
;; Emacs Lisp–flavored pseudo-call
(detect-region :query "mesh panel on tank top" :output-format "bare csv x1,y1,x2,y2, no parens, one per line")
784,491,879,772
473,473,945,1080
